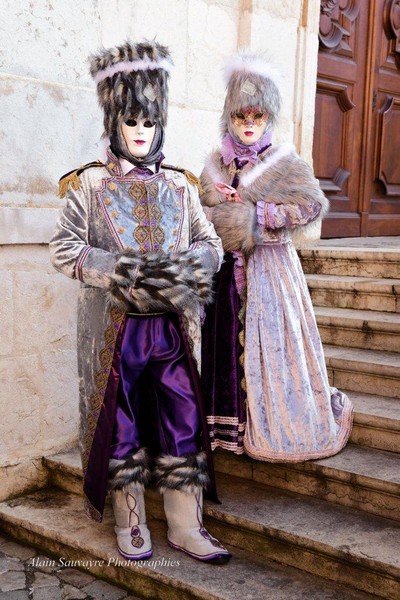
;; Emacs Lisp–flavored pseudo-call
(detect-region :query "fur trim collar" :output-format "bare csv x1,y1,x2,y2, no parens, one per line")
240,143,295,188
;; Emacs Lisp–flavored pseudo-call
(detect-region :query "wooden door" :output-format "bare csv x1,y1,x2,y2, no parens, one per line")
313,0,400,237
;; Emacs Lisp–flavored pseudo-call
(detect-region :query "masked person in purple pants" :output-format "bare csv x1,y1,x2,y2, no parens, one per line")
50,40,230,565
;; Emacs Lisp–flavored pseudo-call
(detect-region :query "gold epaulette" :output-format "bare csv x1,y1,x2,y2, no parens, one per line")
161,163,204,195
58,160,104,198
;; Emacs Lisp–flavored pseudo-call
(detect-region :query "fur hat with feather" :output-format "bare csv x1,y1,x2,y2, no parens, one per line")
221,51,282,135
89,40,173,139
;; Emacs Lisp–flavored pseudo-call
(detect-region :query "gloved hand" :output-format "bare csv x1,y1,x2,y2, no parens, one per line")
214,182,242,203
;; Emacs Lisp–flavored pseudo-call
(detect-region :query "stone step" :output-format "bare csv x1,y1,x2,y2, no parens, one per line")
314,307,400,352
213,444,400,523
205,476,400,600
0,488,377,600
44,439,400,527
350,391,400,453
324,344,400,398
299,247,400,279
306,273,400,313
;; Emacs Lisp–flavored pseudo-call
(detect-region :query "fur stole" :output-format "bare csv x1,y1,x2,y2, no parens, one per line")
200,144,329,252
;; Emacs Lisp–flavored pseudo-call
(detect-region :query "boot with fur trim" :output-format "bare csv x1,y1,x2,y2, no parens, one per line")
153,451,210,493
163,488,231,564
109,449,152,560
108,249,213,314
111,483,152,560
154,452,231,564
108,448,151,491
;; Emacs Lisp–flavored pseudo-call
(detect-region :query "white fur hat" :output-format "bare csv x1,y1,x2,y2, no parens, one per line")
221,52,282,134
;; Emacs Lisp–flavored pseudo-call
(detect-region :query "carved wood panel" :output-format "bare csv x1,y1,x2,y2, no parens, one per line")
315,0,400,237
319,0,360,55
313,81,353,194
315,0,364,237
376,95,400,196
367,0,400,234
383,0,400,70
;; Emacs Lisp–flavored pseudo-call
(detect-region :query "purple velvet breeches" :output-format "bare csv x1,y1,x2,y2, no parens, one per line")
110,314,201,460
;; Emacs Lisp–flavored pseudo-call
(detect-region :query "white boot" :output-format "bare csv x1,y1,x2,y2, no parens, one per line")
163,488,231,564
111,483,152,560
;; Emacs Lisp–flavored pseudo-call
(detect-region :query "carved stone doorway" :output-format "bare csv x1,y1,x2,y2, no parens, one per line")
313,0,400,237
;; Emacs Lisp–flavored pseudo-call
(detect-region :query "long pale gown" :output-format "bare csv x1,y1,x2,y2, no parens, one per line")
201,145,353,461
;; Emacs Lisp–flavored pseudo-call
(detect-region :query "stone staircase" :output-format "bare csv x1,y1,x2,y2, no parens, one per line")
1,240,400,600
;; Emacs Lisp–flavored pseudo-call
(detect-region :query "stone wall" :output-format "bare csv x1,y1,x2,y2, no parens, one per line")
0,0,320,499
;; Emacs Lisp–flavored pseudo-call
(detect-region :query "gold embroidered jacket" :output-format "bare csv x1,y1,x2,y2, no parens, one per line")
49,149,222,520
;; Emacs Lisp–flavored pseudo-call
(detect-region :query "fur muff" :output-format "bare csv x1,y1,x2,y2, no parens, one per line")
108,249,214,314
210,200,261,254
153,452,210,494
108,448,151,491
89,40,173,137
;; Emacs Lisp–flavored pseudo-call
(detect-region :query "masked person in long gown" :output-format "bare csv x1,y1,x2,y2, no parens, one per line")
200,53,353,461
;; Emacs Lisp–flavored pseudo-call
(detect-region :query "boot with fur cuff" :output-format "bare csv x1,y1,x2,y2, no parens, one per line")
111,483,152,560
108,449,152,560
163,488,231,564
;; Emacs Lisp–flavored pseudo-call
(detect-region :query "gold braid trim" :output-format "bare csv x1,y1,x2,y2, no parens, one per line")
81,306,125,477
84,496,102,523
58,172,81,199
161,163,204,195
238,276,247,397
184,169,204,195
58,161,104,198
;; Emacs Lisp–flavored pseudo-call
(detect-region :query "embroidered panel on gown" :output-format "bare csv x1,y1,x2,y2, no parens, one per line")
201,253,246,453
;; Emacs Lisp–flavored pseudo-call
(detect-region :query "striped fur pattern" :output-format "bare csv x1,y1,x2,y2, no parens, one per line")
154,452,210,494
108,249,214,314
108,448,151,492
89,41,173,137
221,52,282,135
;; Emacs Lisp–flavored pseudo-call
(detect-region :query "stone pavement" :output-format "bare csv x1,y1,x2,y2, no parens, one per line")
0,532,142,600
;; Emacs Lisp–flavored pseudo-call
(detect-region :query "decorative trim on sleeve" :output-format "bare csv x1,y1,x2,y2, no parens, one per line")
256,201,266,227
75,245,93,282
190,241,220,272
266,203,277,229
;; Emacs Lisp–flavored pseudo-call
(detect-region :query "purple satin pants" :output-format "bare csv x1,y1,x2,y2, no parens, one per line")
110,314,201,460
